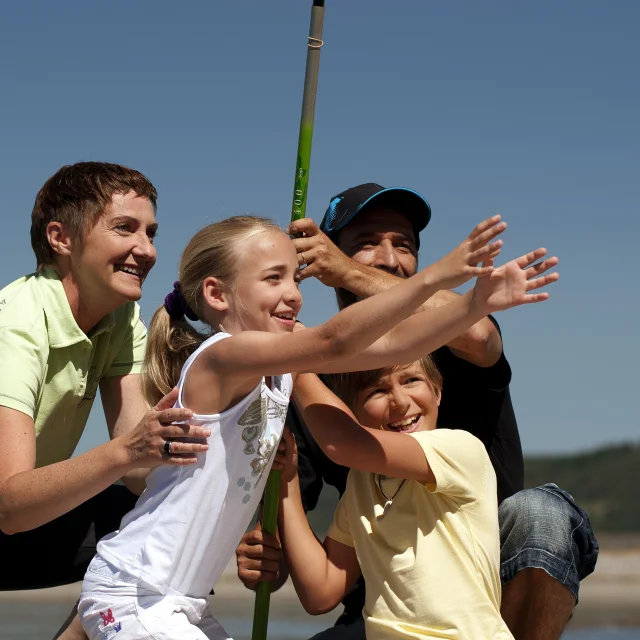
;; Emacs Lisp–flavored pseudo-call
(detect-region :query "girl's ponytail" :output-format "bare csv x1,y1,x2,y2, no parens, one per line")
142,303,206,406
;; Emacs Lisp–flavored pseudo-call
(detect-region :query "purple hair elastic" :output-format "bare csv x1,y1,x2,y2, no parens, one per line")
164,281,199,321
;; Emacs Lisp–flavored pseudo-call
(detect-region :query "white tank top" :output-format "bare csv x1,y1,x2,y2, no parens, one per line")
97,332,292,598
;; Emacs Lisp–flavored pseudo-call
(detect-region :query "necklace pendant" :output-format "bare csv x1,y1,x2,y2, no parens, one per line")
376,474,406,517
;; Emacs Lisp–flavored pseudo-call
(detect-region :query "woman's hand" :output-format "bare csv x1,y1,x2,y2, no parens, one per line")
119,387,210,468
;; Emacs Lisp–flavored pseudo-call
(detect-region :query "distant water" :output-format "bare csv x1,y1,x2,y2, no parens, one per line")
1,602,639,640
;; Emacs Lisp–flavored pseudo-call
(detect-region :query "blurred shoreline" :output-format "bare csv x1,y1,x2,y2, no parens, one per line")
2,535,639,636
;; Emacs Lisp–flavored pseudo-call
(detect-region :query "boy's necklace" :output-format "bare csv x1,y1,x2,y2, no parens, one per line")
376,475,406,515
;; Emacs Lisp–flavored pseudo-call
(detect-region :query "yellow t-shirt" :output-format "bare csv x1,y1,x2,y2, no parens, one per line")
328,429,513,640
0,268,147,468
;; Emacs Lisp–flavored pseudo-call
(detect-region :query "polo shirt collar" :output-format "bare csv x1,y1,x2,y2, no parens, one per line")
39,267,116,348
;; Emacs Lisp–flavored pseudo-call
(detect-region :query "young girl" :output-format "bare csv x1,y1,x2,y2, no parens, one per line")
279,359,514,640
77,214,555,639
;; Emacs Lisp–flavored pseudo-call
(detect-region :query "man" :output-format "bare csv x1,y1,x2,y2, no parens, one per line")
236,184,598,640
0,162,209,639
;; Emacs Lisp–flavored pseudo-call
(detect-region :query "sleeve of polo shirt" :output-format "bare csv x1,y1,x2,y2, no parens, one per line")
410,429,490,504
0,325,46,419
104,305,147,377
327,492,354,548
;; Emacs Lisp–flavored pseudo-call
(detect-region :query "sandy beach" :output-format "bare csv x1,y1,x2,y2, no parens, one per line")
2,537,640,638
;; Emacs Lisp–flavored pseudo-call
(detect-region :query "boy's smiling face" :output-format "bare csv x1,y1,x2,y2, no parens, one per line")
353,362,441,435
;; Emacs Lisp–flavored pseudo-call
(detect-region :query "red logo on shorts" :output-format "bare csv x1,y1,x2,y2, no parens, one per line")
100,609,116,626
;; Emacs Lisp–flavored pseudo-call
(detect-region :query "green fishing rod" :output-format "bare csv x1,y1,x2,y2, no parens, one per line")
290,0,325,223
251,2,326,639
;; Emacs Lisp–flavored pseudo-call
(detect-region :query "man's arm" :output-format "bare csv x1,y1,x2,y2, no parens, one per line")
289,219,502,367
418,289,502,367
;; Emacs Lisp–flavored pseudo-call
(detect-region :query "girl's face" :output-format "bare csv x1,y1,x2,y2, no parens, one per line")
229,230,303,333
353,362,441,435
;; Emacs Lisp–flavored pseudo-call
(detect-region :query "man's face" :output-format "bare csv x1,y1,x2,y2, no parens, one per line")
335,207,418,279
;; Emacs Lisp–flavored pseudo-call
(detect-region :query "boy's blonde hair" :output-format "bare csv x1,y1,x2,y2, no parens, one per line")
143,215,281,405
324,355,442,413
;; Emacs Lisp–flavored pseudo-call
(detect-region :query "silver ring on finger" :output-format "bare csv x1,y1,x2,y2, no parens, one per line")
300,252,306,266
164,440,173,456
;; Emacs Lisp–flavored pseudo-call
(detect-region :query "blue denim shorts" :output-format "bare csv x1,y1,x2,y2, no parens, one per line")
499,483,599,601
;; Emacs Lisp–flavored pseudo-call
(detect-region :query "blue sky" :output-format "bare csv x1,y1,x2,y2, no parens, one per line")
0,1,637,455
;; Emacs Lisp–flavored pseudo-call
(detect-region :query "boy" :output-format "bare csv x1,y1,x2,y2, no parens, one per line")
277,358,514,640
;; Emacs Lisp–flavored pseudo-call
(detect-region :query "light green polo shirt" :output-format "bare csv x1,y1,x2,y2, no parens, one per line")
0,267,147,468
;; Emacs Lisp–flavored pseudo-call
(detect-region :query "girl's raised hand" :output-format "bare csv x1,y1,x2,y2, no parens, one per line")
428,215,506,291
471,248,560,314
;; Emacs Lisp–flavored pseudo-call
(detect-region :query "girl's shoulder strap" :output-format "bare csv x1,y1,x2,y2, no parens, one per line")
276,373,294,399
175,332,231,409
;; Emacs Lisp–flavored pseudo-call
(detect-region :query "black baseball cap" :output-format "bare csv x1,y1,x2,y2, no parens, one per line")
319,183,431,249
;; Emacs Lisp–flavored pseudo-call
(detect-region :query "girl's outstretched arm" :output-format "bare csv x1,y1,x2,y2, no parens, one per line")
207,216,505,382
277,430,361,614
310,248,559,374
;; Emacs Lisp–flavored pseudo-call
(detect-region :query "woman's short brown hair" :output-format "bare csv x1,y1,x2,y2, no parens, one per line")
31,161,157,267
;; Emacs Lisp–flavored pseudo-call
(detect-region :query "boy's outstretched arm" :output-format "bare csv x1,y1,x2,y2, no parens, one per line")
293,374,436,483
277,430,361,615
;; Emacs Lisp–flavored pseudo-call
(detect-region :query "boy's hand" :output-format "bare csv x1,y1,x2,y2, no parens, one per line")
429,215,506,291
471,249,559,314
272,428,298,484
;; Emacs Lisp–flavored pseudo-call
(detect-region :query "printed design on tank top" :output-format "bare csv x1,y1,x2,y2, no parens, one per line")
236,386,287,503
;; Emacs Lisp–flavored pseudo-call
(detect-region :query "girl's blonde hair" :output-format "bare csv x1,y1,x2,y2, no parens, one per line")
143,215,282,406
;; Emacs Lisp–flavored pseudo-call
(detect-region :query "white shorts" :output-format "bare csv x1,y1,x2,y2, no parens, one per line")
79,556,232,640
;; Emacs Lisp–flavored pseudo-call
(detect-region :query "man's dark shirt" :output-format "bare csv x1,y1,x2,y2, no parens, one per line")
286,317,523,619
